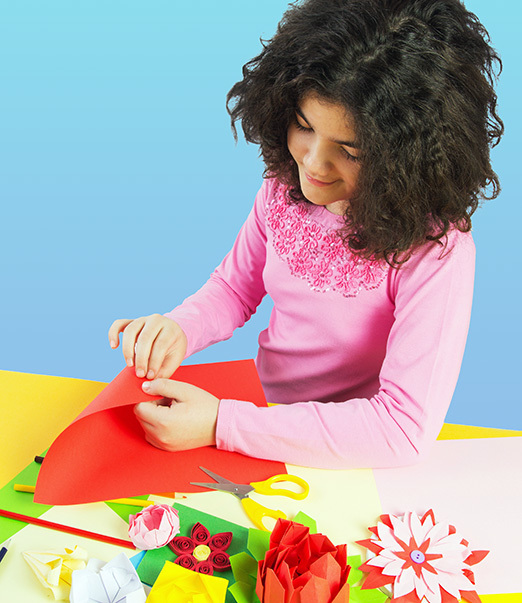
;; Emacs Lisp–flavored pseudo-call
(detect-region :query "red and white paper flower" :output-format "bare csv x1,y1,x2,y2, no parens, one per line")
357,510,488,603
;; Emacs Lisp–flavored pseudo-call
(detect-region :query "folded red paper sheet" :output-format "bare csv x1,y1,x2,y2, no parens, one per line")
35,360,286,505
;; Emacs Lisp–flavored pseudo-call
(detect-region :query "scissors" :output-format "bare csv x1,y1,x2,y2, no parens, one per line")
191,466,309,531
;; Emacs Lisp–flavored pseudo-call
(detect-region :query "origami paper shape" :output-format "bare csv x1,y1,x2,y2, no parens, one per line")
22,545,88,600
229,513,387,603
137,502,249,600
34,360,287,505
357,509,489,603
128,504,180,550
169,521,232,575
256,517,351,603
69,552,147,603
146,560,228,603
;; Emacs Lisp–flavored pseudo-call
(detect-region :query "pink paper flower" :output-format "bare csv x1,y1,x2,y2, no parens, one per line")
357,510,489,603
128,504,180,550
169,522,232,575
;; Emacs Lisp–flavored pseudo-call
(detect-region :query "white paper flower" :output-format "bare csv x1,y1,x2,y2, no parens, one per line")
357,510,488,603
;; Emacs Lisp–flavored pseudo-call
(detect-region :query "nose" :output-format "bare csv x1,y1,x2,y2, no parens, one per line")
303,140,332,179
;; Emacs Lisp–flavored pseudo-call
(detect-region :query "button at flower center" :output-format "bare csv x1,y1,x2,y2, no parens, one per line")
193,544,211,561
410,550,426,564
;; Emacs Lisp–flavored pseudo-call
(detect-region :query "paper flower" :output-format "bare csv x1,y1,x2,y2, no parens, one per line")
256,517,350,603
146,560,228,603
70,552,146,603
357,509,489,603
169,522,232,575
128,503,180,550
229,513,387,603
22,545,88,601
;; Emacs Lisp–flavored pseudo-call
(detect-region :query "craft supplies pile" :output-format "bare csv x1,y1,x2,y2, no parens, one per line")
7,500,489,603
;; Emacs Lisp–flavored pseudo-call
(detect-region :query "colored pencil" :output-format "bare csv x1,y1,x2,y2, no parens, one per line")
0,509,135,550
0,539,11,564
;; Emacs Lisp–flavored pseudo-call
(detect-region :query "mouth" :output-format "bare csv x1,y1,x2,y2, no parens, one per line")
304,172,337,187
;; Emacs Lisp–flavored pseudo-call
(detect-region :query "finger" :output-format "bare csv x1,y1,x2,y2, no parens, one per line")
134,400,175,427
134,320,164,378
142,379,195,401
145,328,175,379
155,343,186,379
120,318,146,368
108,319,133,349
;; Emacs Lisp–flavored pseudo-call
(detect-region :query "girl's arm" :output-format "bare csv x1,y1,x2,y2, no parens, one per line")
215,230,476,469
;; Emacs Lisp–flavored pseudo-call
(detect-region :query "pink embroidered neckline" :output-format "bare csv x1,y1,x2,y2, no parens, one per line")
266,185,387,297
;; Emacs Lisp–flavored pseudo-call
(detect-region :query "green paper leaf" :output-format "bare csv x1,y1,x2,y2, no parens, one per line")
292,511,317,533
349,586,388,603
228,580,255,603
247,528,270,562
230,552,258,583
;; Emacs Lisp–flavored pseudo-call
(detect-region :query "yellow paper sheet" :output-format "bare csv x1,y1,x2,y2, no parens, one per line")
0,370,106,489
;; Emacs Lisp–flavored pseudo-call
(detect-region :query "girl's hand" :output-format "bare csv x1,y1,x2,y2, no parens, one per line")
108,314,187,380
134,379,220,451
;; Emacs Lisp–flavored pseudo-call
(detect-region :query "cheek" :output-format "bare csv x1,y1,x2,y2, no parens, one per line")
287,128,305,163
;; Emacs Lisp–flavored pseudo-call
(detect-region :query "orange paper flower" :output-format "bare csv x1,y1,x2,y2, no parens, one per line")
256,518,350,603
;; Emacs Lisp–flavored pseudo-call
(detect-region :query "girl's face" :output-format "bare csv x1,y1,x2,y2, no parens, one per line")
287,93,361,215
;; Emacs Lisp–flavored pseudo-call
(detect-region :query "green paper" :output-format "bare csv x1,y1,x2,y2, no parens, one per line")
349,587,388,603
292,511,317,533
0,452,52,543
347,554,364,586
137,502,248,603
230,552,258,582
246,528,270,562
105,495,151,523
228,579,255,603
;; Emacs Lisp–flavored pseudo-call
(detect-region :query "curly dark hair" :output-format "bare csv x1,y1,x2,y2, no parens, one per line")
227,0,503,265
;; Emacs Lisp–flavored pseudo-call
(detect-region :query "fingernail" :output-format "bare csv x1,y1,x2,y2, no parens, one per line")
136,368,145,378
127,358,134,367
142,381,151,391
110,340,117,348
147,370,155,379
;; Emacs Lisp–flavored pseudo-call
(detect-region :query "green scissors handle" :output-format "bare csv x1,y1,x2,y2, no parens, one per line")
241,497,287,531
249,474,309,500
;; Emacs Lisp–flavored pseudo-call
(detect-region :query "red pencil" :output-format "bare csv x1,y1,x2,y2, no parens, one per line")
0,508,135,550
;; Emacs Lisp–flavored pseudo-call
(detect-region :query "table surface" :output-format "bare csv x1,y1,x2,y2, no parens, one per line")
1,369,520,602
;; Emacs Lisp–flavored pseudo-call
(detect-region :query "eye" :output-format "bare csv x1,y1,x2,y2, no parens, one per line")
294,115,312,132
340,147,359,162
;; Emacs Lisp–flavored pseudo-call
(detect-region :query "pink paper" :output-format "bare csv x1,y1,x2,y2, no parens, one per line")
372,436,522,595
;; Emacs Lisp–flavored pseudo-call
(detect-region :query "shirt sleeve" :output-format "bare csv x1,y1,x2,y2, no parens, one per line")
164,179,272,357
215,230,476,469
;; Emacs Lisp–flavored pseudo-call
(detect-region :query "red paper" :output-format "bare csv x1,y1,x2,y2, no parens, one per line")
34,360,286,505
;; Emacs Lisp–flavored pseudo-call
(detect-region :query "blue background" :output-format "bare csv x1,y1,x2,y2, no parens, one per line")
1,1,520,430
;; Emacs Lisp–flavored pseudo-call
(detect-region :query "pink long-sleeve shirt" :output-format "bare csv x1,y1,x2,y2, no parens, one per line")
166,178,475,469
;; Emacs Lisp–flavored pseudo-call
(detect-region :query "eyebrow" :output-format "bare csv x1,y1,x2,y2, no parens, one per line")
296,108,360,148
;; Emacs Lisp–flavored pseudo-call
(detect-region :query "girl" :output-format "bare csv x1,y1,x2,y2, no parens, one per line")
108,0,502,468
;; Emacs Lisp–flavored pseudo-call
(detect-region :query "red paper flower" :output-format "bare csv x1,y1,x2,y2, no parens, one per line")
168,522,232,576
357,510,489,603
256,518,350,603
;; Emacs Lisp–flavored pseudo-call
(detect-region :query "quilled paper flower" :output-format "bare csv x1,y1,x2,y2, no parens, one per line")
169,522,232,575
357,510,489,603
128,504,180,550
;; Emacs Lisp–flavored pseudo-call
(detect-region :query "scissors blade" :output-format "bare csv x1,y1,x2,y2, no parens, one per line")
197,466,237,485
190,481,252,497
